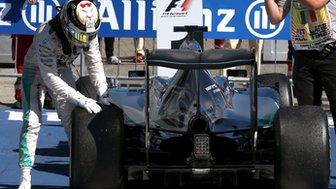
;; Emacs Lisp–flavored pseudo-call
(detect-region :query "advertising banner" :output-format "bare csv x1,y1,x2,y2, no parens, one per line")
156,0,203,49
156,0,203,76
203,0,290,39
0,0,290,39
0,0,156,37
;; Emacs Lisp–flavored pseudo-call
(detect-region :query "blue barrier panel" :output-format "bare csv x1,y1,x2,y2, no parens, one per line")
0,0,290,39
203,0,290,39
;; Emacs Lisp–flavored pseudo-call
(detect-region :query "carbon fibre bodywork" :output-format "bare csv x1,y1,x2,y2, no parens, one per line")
107,69,280,167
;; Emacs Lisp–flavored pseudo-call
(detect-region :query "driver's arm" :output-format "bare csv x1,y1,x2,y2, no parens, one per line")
84,37,108,97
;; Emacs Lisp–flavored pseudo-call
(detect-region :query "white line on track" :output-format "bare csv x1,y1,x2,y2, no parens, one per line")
5,110,61,122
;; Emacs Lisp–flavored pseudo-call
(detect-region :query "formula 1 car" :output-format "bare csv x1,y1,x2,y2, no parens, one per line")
70,27,330,189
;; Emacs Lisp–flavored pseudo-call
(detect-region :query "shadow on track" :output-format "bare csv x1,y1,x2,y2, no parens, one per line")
0,184,69,189
13,141,69,157
34,163,69,177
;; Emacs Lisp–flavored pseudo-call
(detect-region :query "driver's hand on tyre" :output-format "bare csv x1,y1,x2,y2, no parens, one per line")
98,91,114,106
76,96,102,114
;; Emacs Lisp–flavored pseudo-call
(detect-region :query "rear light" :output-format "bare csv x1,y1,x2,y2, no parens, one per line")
193,134,210,160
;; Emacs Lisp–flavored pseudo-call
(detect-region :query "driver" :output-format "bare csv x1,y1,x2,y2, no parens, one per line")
18,1,112,188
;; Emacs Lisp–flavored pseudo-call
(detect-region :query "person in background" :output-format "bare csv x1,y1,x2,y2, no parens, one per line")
134,37,145,63
11,0,36,109
214,39,263,76
99,37,121,64
214,39,225,49
11,35,33,109
287,40,293,78
18,1,113,188
265,0,336,128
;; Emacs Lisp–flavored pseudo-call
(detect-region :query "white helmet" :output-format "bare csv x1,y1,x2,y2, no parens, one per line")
60,0,101,47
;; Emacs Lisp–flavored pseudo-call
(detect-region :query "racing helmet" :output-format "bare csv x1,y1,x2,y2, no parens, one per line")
60,0,101,47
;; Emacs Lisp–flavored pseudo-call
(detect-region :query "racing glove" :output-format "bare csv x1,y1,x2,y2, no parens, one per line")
98,90,114,106
74,93,102,114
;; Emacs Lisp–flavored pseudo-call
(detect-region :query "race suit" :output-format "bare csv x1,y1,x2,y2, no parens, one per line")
19,19,107,168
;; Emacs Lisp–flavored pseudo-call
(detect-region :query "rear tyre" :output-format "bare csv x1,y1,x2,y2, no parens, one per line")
70,76,125,189
257,73,293,107
274,106,330,189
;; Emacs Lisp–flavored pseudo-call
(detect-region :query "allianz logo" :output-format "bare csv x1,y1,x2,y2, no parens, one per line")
20,0,155,31
22,0,60,31
202,0,285,39
245,0,285,38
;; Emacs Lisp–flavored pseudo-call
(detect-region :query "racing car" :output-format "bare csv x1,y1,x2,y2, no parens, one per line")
69,26,330,189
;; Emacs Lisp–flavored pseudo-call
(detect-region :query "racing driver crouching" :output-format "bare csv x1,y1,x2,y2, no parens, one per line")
17,0,113,188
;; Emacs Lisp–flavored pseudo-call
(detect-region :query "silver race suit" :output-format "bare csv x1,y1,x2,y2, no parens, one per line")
19,18,107,168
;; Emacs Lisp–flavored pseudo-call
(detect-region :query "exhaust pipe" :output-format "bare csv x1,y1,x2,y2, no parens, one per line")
189,115,209,134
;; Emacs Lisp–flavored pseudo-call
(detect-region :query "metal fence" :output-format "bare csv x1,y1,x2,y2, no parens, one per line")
0,35,291,79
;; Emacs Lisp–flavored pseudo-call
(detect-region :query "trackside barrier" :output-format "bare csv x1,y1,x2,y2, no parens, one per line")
0,39,289,79
0,37,156,78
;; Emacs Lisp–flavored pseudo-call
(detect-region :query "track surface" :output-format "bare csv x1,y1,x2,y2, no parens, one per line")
0,106,335,189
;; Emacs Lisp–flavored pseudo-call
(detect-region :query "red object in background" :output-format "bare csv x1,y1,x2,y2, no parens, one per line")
12,35,34,102
214,39,225,49
287,62,293,79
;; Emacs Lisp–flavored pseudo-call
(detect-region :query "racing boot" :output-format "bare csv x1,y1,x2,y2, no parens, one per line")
18,168,31,189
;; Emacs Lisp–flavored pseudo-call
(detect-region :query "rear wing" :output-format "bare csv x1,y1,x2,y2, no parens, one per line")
146,49,255,69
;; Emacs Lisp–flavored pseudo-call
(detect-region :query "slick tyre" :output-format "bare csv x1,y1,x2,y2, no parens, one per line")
257,73,293,107
274,106,330,189
70,76,125,189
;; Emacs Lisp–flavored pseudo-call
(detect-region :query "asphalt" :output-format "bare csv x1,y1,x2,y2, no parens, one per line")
0,106,335,189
